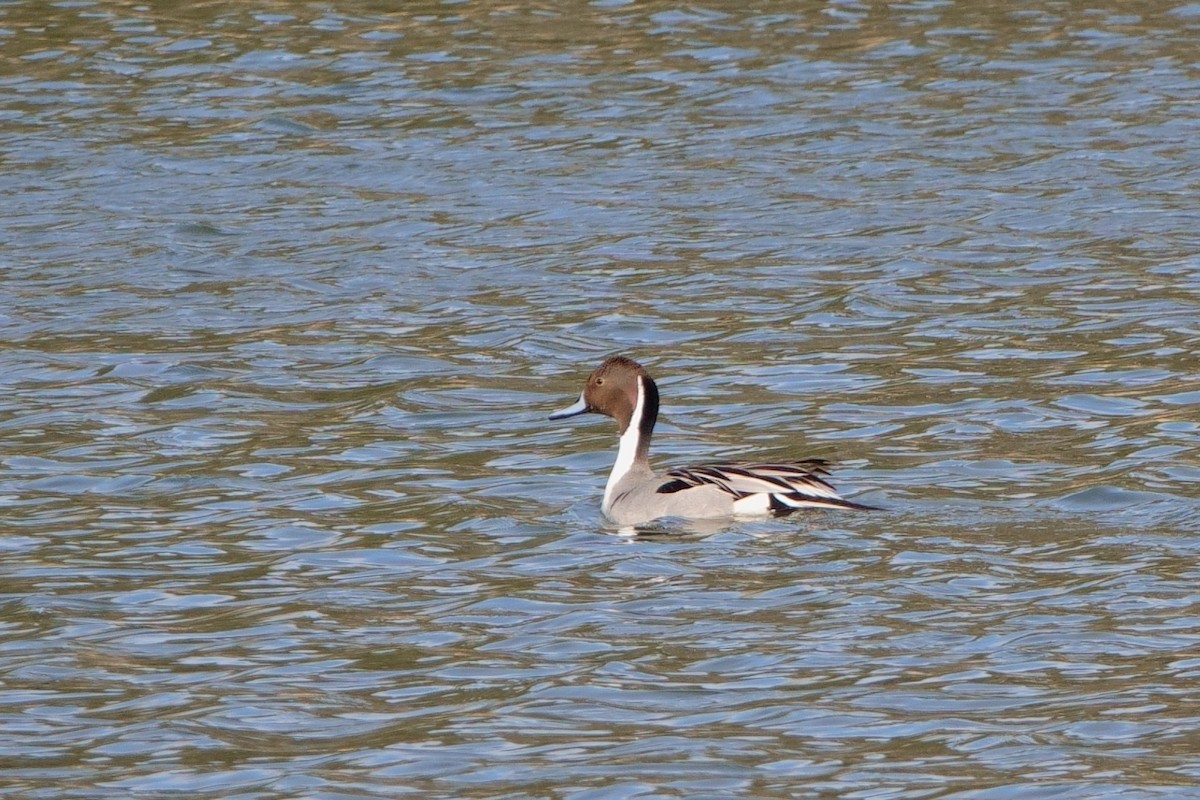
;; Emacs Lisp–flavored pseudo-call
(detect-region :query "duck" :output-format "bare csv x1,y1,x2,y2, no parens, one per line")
550,356,876,526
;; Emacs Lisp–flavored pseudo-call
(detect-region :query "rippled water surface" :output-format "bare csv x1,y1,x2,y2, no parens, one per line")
4,1,1200,797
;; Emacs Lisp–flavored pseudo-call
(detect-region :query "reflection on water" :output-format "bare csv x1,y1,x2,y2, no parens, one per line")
2,1,1199,798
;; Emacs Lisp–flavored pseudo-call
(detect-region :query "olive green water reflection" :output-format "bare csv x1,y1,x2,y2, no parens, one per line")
3,1,1199,798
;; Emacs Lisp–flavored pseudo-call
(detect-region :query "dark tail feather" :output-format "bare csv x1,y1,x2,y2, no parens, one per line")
770,493,882,515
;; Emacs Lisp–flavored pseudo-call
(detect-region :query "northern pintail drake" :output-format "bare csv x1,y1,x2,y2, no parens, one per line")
550,356,875,526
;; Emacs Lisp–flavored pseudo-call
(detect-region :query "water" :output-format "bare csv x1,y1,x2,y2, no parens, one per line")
3,1,1200,798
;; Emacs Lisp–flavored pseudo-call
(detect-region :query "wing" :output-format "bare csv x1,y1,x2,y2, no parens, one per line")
658,459,875,513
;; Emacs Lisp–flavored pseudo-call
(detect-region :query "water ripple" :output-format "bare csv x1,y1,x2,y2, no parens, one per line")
3,1,1200,798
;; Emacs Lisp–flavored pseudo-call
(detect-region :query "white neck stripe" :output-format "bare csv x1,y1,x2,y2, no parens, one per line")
602,376,645,514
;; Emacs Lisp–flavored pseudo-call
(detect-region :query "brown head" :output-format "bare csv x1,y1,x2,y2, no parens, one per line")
549,356,660,438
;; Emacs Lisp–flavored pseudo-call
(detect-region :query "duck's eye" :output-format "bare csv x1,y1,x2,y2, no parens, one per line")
595,378,604,385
